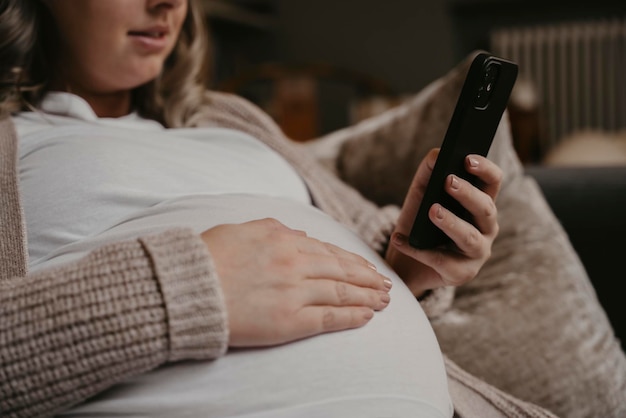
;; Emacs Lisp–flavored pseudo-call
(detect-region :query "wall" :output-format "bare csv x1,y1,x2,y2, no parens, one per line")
215,0,625,137
213,0,459,136
272,0,457,94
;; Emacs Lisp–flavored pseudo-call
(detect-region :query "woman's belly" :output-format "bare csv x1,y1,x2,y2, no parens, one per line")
48,194,452,418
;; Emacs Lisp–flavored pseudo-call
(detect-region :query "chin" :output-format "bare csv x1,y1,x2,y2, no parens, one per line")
124,61,167,87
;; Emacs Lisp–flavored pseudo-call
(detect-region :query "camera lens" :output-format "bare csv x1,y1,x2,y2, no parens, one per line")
474,62,501,110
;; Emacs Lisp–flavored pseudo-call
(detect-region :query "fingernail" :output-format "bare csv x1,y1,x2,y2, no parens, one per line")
367,262,377,271
364,309,374,320
468,156,479,168
383,278,393,289
380,292,391,304
436,205,444,220
450,175,460,190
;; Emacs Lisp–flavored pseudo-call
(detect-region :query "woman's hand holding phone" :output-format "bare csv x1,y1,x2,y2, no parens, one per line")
385,148,502,298
385,52,515,298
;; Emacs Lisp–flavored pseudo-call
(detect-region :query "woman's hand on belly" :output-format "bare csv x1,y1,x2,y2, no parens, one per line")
201,218,393,347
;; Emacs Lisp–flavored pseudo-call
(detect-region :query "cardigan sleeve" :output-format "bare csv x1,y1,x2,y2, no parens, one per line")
0,227,228,418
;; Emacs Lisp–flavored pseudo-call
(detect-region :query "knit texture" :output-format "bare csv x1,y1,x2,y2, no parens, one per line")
0,227,228,418
0,118,27,279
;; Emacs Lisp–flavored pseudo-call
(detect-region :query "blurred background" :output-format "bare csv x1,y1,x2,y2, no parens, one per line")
202,0,625,165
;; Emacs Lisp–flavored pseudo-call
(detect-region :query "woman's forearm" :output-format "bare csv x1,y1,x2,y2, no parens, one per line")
0,228,227,418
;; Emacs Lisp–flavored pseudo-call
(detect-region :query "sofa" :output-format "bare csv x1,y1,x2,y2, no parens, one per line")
525,165,626,349
303,51,626,418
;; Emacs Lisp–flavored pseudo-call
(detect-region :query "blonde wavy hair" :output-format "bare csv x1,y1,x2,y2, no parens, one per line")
0,0,211,127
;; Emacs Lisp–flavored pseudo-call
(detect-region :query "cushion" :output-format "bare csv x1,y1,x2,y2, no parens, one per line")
318,51,626,418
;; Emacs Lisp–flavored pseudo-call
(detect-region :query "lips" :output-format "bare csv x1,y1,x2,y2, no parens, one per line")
128,30,166,38
128,26,170,52
129,24,168,37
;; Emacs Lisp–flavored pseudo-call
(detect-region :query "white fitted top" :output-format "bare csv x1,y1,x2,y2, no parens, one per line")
14,93,310,269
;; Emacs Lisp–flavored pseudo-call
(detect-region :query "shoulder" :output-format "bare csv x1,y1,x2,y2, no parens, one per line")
193,90,271,124
185,90,284,139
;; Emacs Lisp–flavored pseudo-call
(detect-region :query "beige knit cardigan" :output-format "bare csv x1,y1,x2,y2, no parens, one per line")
0,91,556,417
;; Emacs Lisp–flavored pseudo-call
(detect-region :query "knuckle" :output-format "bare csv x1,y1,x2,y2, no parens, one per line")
259,217,275,226
322,308,336,331
446,215,457,232
337,257,355,279
262,218,285,230
449,265,476,286
489,217,500,238
463,228,481,249
335,281,350,304
321,241,337,256
484,200,497,218
494,166,504,183
433,250,446,268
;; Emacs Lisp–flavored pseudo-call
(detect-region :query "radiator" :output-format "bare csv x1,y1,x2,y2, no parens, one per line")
490,19,626,148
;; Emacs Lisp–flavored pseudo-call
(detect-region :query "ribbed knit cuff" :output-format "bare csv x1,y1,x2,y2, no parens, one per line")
0,117,28,278
140,228,228,361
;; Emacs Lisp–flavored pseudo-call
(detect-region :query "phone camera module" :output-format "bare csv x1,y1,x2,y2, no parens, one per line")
474,62,501,110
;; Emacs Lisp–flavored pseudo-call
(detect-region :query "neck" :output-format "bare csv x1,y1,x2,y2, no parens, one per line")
77,90,132,118
48,76,132,118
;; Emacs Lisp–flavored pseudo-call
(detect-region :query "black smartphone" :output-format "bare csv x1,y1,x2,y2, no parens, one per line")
408,52,518,249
